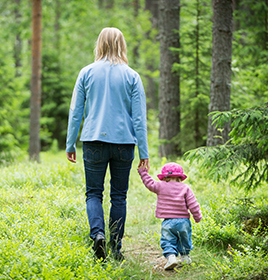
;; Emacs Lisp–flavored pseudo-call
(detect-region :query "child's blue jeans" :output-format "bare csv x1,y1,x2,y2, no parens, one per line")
160,218,193,257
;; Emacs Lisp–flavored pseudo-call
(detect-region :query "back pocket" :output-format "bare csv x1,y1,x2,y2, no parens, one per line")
83,142,103,163
119,144,134,162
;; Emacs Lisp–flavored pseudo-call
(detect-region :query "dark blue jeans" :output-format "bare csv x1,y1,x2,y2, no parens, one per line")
83,141,134,252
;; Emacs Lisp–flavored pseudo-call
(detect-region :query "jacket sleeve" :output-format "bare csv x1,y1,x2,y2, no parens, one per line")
66,70,86,153
185,186,202,223
131,74,149,159
138,168,159,194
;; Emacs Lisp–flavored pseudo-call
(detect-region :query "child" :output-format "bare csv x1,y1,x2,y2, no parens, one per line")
138,162,202,270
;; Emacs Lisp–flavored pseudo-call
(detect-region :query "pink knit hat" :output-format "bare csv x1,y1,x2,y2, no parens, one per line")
157,162,187,181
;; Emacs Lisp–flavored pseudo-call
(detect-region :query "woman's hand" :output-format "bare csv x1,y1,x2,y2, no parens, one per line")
138,159,149,171
66,152,76,163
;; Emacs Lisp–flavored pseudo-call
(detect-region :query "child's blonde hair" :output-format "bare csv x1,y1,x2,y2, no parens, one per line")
94,27,128,65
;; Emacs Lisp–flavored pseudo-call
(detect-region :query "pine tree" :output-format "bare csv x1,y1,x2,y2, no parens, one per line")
207,0,233,147
186,103,268,191
158,0,181,157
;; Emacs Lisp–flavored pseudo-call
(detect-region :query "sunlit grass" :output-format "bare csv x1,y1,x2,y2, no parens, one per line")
1,149,268,279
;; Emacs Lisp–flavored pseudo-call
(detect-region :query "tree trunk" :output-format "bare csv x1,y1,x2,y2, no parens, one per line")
29,0,42,162
207,0,233,147
145,0,158,29
105,0,114,9
158,0,180,157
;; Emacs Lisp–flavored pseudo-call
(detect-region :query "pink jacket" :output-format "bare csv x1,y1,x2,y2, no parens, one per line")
138,168,202,223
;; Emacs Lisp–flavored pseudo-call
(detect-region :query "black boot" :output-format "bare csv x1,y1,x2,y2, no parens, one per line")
112,251,124,262
93,233,106,260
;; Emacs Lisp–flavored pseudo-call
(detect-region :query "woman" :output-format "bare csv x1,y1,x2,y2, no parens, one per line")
66,27,149,261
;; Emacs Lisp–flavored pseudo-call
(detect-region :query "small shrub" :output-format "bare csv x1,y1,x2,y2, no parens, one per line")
208,245,268,280
193,213,241,250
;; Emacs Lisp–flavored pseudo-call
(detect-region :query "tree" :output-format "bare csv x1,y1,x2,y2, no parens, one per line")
29,0,42,162
2,0,267,163
207,0,233,147
176,0,212,152
186,103,268,191
158,0,181,157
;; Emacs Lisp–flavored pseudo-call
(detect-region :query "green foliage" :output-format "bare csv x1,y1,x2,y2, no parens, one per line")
233,0,268,61
1,0,268,161
0,154,125,279
231,57,268,109
0,48,29,163
188,174,268,279
0,0,30,163
192,189,268,252
209,245,268,280
232,0,268,109
185,103,268,191
193,211,241,250
1,151,268,279
41,50,70,150
147,109,160,157
172,0,212,152
1,0,159,161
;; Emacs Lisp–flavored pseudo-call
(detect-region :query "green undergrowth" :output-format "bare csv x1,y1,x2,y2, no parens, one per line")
0,150,267,279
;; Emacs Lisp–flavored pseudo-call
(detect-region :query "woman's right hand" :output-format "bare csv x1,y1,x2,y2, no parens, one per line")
66,152,76,163
138,159,149,171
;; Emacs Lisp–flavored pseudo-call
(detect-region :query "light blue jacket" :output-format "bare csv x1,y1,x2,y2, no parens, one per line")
66,60,149,159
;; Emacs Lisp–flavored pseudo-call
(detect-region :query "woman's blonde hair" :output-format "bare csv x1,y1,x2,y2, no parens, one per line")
94,27,128,65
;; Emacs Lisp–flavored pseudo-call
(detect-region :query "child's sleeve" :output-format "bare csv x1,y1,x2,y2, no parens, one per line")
185,187,202,223
138,168,159,194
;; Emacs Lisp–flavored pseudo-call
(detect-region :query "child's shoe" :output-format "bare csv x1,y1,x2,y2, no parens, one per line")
164,254,178,270
180,255,192,265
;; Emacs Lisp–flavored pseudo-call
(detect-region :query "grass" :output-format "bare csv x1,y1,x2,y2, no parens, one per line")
0,149,267,279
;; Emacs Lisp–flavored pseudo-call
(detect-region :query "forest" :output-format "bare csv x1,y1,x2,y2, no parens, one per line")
1,0,267,161
0,0,268,279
